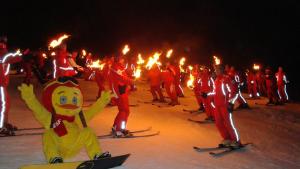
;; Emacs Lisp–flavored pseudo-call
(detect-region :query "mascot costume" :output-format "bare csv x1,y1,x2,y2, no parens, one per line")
18,76,112,163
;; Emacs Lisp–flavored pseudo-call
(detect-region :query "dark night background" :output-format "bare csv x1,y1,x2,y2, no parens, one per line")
1,0,299,100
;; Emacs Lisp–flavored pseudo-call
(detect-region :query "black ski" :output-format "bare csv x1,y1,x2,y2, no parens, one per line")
209,143,252,157
0,132,43,137
97,127,153,139
188,118,214,124
183,109,203,114
193,145,228,152
98,131,160,139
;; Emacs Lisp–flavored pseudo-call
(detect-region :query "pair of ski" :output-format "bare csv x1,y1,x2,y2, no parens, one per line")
187,118,214,124
193,143,252,157
0,127,159,138
183,109,204,114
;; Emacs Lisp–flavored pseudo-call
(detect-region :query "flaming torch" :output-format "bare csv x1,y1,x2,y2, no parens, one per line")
51,52,56,56
145,52,161,70
187,74,195,89
137,54,145,65
42,53,47,59
133,67,142,78
253,64,260,70
166,49,173,58
179,57,186,72
213,56,221,65
122,44,130,55
48,34,69,49
81,49,87,58
87,60,105,70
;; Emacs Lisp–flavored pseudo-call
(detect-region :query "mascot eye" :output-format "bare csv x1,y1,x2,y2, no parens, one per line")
72,97,78,105
60,96,67,104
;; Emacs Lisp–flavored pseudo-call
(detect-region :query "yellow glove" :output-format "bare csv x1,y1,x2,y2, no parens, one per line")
18,83,35,101
98,90,114,106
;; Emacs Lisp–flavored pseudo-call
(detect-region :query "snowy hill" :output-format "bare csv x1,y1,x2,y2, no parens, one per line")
1,75,300,169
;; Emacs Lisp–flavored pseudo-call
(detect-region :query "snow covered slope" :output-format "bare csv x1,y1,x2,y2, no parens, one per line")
1,75,299,169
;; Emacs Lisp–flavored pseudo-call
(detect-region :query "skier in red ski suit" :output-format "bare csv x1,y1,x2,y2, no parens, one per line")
169,62,184,97
125,58,137,91
265,67,279,105
228,67,249,109
52,44,77,78
255,70,266,96
0,36,22,134
247,70,259,98
275,67,289,103
208,65,242,148
110,56,134,137
192,65,204,111
199,67,215,121
161,65,179,106
148,64,165,102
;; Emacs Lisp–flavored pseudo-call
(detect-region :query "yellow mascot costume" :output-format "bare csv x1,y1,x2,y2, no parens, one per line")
18,77,112,163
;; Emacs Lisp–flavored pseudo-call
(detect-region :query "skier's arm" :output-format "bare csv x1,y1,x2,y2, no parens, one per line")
18,84,51,129
83,90,113,122
111,69,133,85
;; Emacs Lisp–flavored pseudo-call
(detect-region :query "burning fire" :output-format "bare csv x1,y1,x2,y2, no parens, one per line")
166,49,173,58
49,34,69,49
145,52,161,69
179,57,186,72
188,65,193,71
122,45,130,55
133,67,142,78
42,53,47,59
82,49,87,56
51,52,56,56
137,54,145,65
187,74,195,89
253,64,260,70
213,56,221,65
87,60,105,70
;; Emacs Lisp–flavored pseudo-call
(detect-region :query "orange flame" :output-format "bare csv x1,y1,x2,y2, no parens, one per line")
188,65,193,71
145,52,161,69
179,57,186,72
187,74,195,89
51,52,56,56
166,49,173,58
253,64,260,70
49,34,69,49
133,67,142,78
42,53,47,59
213,56,221,65
122,44,130,55
87,60,105,70
137,54,145,65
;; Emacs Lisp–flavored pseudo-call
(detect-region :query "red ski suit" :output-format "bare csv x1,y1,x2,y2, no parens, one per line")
265,72,278,103
168,64,184,97
95,69,106,98
192,70,202,107
161,69,178,103
255,71,266,96
209,75,240,142
148,66,164,100
199,71,214,118
247,72,258,98
53,51,76,78
110,62,133,131
0,50,22,128
275,71,288,102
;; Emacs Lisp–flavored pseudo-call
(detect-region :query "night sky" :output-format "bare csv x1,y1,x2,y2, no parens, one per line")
1,0,299,99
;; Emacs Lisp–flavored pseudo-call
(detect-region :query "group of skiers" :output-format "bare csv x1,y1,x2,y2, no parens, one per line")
0,35,290,148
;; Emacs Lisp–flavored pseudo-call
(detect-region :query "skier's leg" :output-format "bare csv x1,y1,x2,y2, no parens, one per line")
80,128,102,160
150,86,158,100
155,86,165,101
214,107,231,140
221,106,239,142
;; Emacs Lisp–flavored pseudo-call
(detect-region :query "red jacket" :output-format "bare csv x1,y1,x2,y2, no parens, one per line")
109,62,133,97
53,51,76,78
148,66,161,86
199,71,214,93
161,69,174,86
209,75,234,106
0,50,22,86
275,72,287,86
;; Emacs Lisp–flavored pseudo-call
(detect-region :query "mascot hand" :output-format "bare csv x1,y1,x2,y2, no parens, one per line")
98,90,114,105
18,83,34,101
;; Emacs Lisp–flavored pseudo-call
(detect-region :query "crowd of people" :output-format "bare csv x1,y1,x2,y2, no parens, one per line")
0,35,289,149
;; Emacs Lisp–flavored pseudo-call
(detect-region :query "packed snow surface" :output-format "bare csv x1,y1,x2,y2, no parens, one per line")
1,76,300,169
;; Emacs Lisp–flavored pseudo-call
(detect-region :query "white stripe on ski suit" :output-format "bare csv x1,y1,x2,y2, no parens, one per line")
229,113,240,141
0,87,6,128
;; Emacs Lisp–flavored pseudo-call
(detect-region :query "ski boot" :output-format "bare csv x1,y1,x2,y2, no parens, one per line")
204,116,215,122
49,157,63,164
5,123,18,131
152,98,159,102
198,104,205,112
0,127,15,136
237,103,250,109
229,141,243,149
94,151,112,160
112,128,133,138
218,139,231,148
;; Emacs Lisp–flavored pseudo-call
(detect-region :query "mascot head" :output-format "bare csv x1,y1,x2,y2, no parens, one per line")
42,77,83,116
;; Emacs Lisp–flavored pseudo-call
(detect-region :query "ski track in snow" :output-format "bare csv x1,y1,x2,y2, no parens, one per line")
1,75,300,169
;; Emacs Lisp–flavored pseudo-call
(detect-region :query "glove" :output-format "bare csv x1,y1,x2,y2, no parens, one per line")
227,103,234,113
99,90,113,106
201,92,208,98
118,85,127,95
18,83,35,101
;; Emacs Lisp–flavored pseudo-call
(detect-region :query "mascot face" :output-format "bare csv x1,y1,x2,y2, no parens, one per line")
52,86,83,116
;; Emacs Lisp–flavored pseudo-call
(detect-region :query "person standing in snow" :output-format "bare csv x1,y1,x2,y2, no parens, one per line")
161,64,179,106
192,65,205,111
265,67,280,105
247,70,259,99
208,64,242,148
110,55,134,137
147,64,165,102
0,36,22,135
275,67,289,103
